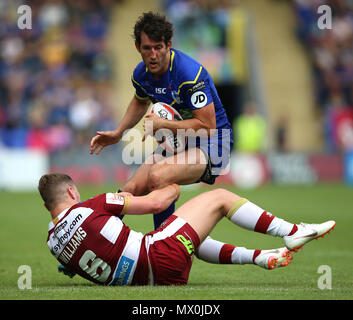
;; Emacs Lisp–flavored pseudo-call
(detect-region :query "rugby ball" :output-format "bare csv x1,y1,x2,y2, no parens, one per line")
150,102,186,154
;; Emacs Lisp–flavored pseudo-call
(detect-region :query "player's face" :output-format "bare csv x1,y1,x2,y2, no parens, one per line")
136,32,171,78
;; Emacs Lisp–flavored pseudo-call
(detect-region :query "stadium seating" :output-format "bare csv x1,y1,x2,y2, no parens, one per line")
0,0,118,153
293,0,353,152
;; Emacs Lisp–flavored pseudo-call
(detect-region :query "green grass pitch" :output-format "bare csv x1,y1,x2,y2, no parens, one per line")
0,183,352,300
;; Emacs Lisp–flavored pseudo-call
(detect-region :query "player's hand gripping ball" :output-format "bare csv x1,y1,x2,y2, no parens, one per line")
150,102,186,154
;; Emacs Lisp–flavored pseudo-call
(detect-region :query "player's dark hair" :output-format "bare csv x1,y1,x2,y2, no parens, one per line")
134,11,173,46
38,173,74,211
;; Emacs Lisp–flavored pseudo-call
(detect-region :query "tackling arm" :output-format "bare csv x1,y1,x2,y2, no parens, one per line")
123,184,180,215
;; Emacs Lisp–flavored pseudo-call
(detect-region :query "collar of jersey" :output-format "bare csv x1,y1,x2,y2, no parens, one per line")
50,208,70,229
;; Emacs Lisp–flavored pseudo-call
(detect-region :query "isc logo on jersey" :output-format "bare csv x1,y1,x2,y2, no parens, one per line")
191,91,207,108
155,88,166,94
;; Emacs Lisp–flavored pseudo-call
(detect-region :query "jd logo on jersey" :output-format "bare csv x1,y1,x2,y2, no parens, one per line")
191,91,207,108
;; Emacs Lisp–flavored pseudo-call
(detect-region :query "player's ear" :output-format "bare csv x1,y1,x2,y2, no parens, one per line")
135,41,141,53
68,185,81,202
167,40,172,50
43,202,50,211
67,186,76,201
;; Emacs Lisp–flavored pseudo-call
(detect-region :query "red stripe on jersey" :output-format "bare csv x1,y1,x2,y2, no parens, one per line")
219,244,235,264
254,211,275,234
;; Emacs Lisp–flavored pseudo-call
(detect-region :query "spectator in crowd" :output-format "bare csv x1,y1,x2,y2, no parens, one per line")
0,0,117,154
293,0,353,152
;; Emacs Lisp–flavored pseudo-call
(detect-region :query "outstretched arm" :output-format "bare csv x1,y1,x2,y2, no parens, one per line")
90,96,150,155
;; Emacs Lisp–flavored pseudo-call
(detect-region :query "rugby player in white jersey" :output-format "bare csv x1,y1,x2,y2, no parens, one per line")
40,173,335,286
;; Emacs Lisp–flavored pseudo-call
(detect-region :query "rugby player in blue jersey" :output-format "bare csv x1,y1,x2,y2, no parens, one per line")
90,12,233,229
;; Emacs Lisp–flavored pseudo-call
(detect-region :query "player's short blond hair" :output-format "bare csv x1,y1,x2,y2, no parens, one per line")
38,173,74,211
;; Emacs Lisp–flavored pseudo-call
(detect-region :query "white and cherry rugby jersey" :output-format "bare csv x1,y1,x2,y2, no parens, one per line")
47,193,144,285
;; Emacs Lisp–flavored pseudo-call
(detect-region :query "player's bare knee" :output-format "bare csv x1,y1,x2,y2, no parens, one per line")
147,165,168,191
200,189,224,211
208,188,226,199
123,180,143,195
122,181,136,194
210,188,241,214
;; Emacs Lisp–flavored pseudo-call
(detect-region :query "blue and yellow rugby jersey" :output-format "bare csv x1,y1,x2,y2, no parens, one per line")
132,48,233,174
132,49,233,139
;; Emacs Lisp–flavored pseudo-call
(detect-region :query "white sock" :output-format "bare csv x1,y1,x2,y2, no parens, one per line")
226,198,296,237
196,236,256,265
232,246,256,264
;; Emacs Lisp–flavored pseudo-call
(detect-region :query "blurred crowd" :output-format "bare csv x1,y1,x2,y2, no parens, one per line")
3,0,352,156
164,0,251,150
294,0,353,152
164,0,241,86
0,0,119,154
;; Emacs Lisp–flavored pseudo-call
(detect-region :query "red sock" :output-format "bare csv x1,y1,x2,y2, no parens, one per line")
219,244,236,264
254,211,275,234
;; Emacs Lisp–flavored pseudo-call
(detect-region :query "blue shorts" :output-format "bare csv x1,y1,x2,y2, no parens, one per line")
153,129,233,185
195,130,233,184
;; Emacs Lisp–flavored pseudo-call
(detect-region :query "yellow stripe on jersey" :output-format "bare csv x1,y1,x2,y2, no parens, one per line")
135,93,149,101
177,66,203,93
132,76,148,93
171,66,203,106
132,74,149,100
131,75,140,86
169,50,175,71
